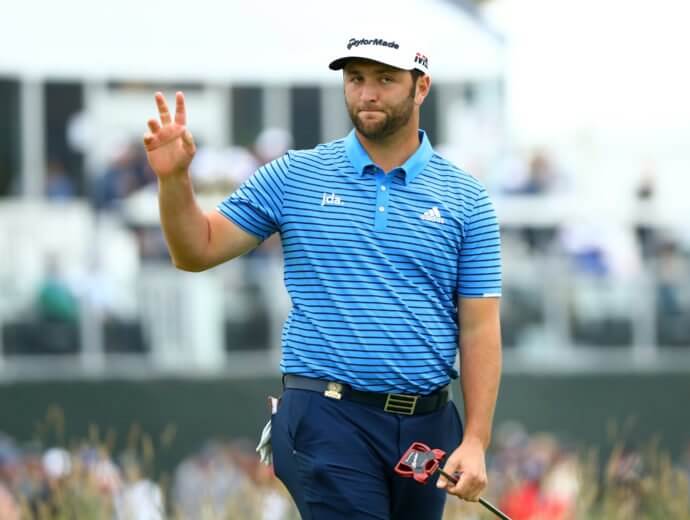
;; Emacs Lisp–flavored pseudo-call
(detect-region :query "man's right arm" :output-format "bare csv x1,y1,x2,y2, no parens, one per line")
144,91,261,272
158,173,260,272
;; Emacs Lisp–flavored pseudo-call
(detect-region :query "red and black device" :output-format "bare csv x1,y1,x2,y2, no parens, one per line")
395,442,512,520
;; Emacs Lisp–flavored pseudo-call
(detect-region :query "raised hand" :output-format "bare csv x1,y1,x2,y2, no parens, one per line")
143,91,196,179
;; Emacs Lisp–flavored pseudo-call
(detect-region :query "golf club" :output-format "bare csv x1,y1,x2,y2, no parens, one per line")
395,442,512,520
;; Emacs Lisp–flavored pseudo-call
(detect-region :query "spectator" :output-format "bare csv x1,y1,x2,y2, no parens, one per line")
253,127,293,166
114,452,164,520
92,140,154,211
0,482,19,520
0,435,21,519
501,150,568,253
172,440,248,518
190,145,258,194
656,239,689,315
45,159,76,200
498,433,574,520
225,439,295,519
35,255,79,323
634,167,659,259
502,150,564,196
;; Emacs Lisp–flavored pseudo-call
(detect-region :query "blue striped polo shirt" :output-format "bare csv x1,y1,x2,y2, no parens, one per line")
218,129,501,394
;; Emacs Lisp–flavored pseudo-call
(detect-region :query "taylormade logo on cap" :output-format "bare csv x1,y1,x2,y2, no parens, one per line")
347,38,400,50
329,36,430,74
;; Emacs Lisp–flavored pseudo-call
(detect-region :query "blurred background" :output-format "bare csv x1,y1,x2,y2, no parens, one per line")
1,0,689,518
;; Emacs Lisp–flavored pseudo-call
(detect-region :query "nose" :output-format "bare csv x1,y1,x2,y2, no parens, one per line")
359,79,379,104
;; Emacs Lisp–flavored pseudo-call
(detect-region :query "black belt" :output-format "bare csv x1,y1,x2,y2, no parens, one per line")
283,374,449,416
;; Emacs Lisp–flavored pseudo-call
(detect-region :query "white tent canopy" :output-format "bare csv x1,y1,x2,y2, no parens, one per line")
2,0,503,83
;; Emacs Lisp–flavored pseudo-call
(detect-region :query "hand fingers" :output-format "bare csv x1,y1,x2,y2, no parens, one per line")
436,460,460,489
143,133,156,149
174,91,186,126
147,118,161,133
182,129,194,145
155,91,172,125
436,469,459,489
447,473,473,500
182,129,196,155
436,461,485,501
448,472,486,502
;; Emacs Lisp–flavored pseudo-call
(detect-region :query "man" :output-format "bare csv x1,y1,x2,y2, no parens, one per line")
144,35,502,519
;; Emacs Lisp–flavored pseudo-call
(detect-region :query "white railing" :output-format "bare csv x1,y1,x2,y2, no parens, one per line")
0,197,688,381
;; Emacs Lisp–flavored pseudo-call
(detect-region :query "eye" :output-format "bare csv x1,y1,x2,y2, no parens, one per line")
380,76,394,84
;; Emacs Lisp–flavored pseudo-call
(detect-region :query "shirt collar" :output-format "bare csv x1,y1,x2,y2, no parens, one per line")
344,129,434,186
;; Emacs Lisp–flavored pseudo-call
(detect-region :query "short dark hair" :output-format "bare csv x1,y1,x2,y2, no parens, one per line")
410,69,425,96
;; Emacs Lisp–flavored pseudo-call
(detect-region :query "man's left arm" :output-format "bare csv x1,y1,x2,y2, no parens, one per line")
437,296,502,501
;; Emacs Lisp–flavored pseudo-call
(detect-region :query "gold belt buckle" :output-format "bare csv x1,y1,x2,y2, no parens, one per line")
384,393,419,415
324,382,343,400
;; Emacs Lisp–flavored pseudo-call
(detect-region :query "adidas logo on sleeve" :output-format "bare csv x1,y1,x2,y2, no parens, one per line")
420,206,445,224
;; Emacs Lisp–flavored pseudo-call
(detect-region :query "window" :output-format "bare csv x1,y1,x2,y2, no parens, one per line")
232,86,263,147
290,86,321,150
44,82,84,196
0,78,21,196
419,83,438,145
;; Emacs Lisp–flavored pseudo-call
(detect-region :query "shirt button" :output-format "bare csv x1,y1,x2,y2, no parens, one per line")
380,186,386,191
378,206,385,212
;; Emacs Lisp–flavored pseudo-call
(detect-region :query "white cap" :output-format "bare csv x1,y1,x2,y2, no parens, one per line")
329,36,429,75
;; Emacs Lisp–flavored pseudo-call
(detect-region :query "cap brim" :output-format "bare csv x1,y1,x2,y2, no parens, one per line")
328,57,351,70
328,55,416,72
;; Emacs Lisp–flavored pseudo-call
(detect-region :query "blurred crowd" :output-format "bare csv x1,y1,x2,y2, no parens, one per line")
87,127,292,262
44,129,690,274
37,127,690,279
79,127,291,211
0,127,294,357
40,125,292,263
0,430,295,520
1,422,689,519
21,135,690,353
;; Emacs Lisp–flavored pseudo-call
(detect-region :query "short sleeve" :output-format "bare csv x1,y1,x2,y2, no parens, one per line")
457,187,502,297
217,154,290,241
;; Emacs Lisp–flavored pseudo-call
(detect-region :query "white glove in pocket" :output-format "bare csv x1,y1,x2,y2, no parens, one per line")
256,396,279,466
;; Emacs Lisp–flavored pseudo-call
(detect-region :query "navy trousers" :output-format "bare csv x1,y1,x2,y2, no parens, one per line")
271,388,464,519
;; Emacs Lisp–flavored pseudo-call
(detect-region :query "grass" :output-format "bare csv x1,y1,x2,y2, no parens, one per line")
4,409,689,519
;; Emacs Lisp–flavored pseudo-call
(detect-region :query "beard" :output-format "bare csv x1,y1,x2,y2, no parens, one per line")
347,91,416,141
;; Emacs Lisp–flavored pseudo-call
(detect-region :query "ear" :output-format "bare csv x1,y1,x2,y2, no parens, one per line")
415,75,432,106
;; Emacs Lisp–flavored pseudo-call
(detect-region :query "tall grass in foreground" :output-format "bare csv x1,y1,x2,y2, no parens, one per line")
4,408,689,519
